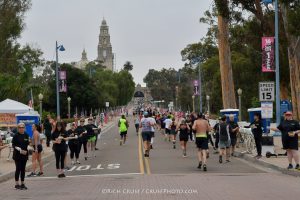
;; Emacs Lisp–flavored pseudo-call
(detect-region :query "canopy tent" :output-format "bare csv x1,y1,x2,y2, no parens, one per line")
0,99,33,114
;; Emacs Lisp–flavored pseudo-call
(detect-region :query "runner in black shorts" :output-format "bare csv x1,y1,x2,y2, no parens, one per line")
140,112,154,157
178,120,190,157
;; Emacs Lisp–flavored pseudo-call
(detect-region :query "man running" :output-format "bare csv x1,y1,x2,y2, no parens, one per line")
218,116,232,163
163,115,173,142
140,112,154,157
192,113,211,171
118,115,129,145
148,112,156,149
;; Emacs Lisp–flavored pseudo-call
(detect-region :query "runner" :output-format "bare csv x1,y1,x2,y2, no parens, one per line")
163,115,172,142
134,113,140,135
271,111,300,169
192,113,211,171
213,117,222,154
43,115,52,147
27,124,43,177
51,122,68,178
76,118,88,160
140,112,154,157
12,123,30,190
228,114,239,157
148,112,156,149
177,119,190,157
170,118,177,149
218,116,231,163
118,115,129,145
67,123,80,165
85,118,98,157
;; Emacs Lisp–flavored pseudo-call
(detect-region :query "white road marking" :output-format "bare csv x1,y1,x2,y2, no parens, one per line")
27,173,143,180
91,164,105,170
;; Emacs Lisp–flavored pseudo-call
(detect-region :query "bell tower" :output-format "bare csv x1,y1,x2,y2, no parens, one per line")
97,18,114,70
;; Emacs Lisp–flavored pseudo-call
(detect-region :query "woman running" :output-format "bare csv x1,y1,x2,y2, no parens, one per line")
68,123,80,164
177,120,190,157
170,118,178,149
52,122,68,178
27,124,43,177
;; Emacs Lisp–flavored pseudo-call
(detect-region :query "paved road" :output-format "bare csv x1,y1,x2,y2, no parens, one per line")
1,117,300,200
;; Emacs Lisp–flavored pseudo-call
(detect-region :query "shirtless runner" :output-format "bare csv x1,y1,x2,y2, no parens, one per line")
192,113,211,171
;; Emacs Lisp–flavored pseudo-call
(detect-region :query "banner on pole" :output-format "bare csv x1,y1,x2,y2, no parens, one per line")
59,71,67,92
262,37,275,72
193,80,199,96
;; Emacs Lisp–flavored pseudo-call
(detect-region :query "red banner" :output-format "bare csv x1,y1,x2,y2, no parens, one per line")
262,37,275,72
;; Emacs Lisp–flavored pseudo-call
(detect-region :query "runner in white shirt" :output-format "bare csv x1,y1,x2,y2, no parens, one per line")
163,115,173,142
148,113,156,149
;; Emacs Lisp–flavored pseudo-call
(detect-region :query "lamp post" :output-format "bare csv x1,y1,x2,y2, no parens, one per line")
261,0,280,125
237,88,243,121
192,95,195,112
55,41,65,118
67,97,71,119
38,93,43,117
206,95,210,114
175,86,179,111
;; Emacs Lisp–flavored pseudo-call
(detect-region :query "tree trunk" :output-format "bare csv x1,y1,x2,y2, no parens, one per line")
217,4,237,109
281,4,300,119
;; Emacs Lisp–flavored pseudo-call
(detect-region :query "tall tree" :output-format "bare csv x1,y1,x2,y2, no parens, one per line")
215,0,237,108
123,61,133,71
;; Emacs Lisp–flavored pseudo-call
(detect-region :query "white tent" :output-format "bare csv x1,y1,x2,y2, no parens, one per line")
0,99,33,114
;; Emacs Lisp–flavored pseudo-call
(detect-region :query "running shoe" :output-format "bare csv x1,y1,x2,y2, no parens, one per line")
95,148,99,150
287,164,293,169
20,184,28,190
120,140,123,146
15,185,21,190
203,164,207,171
226,160,230,163
295,164,299,170
173,145,176,149
76,160,80,164
219,156,222,163
37,172,44,176
197,161,202,169
61,173,66,178
85,157,87,161
71,160,75,165
27,172,36,177
58,174,63,178
256,155,262,159
183,153,187,158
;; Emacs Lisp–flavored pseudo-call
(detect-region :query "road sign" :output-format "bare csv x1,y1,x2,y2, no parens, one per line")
261,102,273,119
259,82,275,102
105,102,109,107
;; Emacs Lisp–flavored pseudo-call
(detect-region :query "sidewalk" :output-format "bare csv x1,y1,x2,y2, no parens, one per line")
0,119,116,183
235,136,300,177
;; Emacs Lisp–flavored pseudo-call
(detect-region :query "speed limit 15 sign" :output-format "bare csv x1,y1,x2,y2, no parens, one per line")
259,82,275,102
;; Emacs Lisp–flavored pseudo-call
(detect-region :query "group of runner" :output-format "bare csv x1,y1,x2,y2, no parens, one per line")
125,110,241,171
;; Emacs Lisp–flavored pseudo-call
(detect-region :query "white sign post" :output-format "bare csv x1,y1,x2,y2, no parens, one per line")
105,102,109,108
259,82,275,102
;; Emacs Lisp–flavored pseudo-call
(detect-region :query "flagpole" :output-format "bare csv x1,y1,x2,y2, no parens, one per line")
30,88,34,110
55,41,60,119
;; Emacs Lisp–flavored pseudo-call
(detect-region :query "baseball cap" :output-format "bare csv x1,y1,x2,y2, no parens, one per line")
285,111,292,116
143,111,148,116
18,123,25,128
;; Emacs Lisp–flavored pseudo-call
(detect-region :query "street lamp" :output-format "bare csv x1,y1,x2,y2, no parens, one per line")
175,86,179,111
237,88,243,121
262,0,280,125
38,93,43,117
206,95,210,114
55,41,65,119
192,95,195,112
67,97,71,119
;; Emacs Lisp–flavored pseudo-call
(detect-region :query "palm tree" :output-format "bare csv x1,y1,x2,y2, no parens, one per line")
123,61,133,71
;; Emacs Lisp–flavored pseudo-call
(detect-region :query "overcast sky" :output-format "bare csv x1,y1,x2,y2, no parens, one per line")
19,0,214,86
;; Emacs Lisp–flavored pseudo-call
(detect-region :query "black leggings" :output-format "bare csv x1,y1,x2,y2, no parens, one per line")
15,160,27,182
79,140,88,154
55,150,66,169
254,135,262,156
69,143,80,159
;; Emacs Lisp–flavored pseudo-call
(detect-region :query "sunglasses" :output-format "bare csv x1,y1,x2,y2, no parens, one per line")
80,121,85,123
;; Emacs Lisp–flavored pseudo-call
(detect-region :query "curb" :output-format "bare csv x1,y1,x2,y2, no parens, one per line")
235,151,300,177
0,121,116,183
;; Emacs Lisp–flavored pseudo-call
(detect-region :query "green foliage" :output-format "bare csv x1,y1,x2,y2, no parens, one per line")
123,61,133,71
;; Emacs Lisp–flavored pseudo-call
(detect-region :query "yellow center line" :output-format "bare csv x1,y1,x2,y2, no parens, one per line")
138,131,145,174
